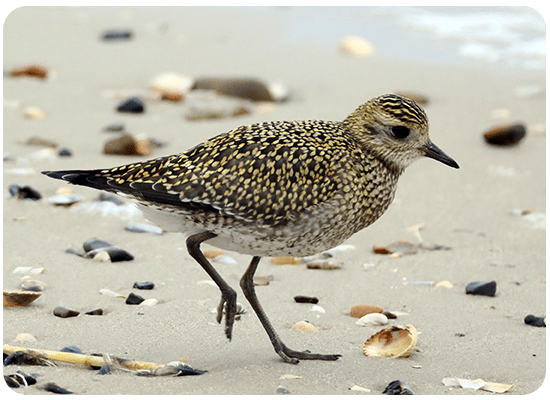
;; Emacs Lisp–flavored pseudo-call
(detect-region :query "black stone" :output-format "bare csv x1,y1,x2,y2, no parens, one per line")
465,280,497,296
133,281,155,290
126,292,145,305
4,371,37,387
58,148,72,157
53,306,80,318
97,364,112,375
101,30,133,40
85,308,104,316
59,345,83,354
103,122,125,132
107,248,134,262
9,184,42,200
293,295,319,304
382,380,414,395
83,240,114,252
43,382,74,394
116,96,144,113
524,314,545,327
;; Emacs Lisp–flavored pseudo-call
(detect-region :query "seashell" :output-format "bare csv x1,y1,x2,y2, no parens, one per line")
3,290,42,306
135,136,154,156
339,36,375,57
125,222,163,235
139,299,159,307
99,288,126,298
290,321,319,333
322,244,356,257
350,304,384,318
24,107,45,119
12,267,46,275
203,249,224,259
150,72,193,102
271,256,301,265
350,385,371,393
15,332,37,342
435,280,453,288
483,123,526,146
356,313,388,326
10,64,48,79
294,295,319,304
373,241,417,255
279,374,302,380
126,292,145,305
253,276,270,286
53,306,80,318
311,305,325,313
43,382,74,395
306,260,343,270
47,194,85,206
442,377,513,393
133,281,155,290
363,325,417,358
465,280,496,296
116,96,144,113
82,240,134,262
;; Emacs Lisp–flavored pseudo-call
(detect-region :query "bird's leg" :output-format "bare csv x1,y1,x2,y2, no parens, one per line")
240,256,342,364
187,232,237,341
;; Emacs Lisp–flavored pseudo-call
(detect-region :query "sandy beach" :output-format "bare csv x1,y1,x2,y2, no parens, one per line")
3,7,546,395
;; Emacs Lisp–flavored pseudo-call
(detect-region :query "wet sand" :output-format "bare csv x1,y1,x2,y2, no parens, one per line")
3,7,546,395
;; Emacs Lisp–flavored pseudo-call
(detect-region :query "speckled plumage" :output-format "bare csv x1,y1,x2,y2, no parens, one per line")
43,94,458,364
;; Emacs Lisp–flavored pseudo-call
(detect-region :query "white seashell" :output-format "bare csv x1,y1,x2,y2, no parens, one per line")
93,250,111,262
350,385,371,393
290,321,319,333
363,325,417,358
47,194,85,206
356,313,388,326
99,288,126,298
339,36,375,57
150,72,193,100
139,299,159,306
311,305,325,313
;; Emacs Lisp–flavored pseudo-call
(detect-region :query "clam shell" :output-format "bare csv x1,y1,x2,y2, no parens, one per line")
356,313,388,326
363,325,417,358
290,321,319,333
3,290,42,306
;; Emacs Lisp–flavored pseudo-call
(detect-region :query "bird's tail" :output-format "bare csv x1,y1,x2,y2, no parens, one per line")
41,169,119,193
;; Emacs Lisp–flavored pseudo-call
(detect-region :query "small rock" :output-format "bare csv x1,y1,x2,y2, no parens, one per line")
126,292,145,305
116,96,144,113
435,280,454,288
150,72,193,101
339,36,375,57
103,134,138,155
59,345,83,354
483,123,526,146
10,64,48,79
126,222,163,235
42,382,73,395
290,321,319,333
253,276,270,286
382,380,414,395
15,333,37,342
133,281,155,290
9,184,42,200
20,280,45,292
97,364,112,375
103,122,125,132
524,314,545,327
3,290,42,306
276,386,290,394
350,304,384,318
85,308,104,316
293,295,319,304
53,306,80,318
58,148,72,157
101,30,133,40
192,77,280,102
306,260,343,270
25,136,57,147
465,280,497,296
24,107,45,119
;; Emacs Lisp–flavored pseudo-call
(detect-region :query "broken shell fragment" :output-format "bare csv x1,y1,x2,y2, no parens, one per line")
356,313,388,326
3,290,42,306
373,241,417,255
363,325,418,358
290,321,319,333
306,260,343,270
350,304,384,318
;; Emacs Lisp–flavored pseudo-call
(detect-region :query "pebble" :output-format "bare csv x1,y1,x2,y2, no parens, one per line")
356,313,388,326
103,122,125,132
9,184,42,200
483,123,526,146
126,292,145,305
253,276,270,286
59,345,83,354
58,148,72,157
339,35,375,57
350,304,384,318
373,241,417,255
116,96,144,113
82,239,134,262
133,281,155,290
290,321,319,333
150,72,193,101
25,136,57,147
53,306,80,318
85,308,104,316
103,134,139,155
126,222,163,235
3,290,42,306
192,77,280,102
293,295,319,304
465,280,497,296
15,332,37,342
47,194,85,206
101,29,133,40
20,280,45,292
276,386,290,394
10,64,48,78
524,314,545,327
306,260,343,270
42,382,73,395
24,107,45,119
382,380,414,395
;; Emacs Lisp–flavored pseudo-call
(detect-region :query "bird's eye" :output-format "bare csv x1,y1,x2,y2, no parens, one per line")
391,125,410,139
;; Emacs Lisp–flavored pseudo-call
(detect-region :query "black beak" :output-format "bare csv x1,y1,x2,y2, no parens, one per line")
423,142,459,169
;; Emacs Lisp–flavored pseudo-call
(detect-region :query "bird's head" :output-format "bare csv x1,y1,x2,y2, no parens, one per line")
343,94,459,173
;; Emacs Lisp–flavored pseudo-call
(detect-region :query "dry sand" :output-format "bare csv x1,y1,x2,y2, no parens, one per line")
3,7,546,395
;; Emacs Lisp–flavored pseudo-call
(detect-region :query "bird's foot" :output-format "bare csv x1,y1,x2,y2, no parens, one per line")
276,343,341,364
215,290,237,341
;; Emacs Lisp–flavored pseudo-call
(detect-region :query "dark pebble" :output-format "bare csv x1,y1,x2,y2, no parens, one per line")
293,295,319,304
133,281,155,290
59,345,83,354
193,77,276,102
9,184,42,200
276,386,290,394
101,30,133,40
103,134,138,155
524,314,545,327
483,123,526,146
81,239,134,262
103,122,125,132
106,248,134,262
465,280,497,296
382,380,414,395
383,311,398,319
85,308,104,316
57,148,72,157
99,192,123,205
5,375,20,388
97,364,112,375
53,306,80,318
4,351,54,366
126,292,145,305
116,96,144,113
42,382,73,394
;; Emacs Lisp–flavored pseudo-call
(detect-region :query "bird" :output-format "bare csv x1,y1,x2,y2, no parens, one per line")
42,94,459,364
